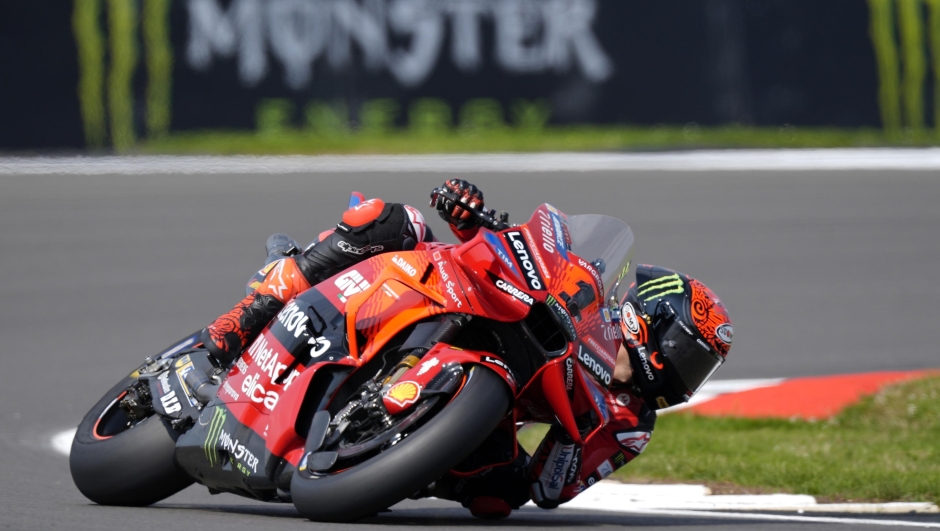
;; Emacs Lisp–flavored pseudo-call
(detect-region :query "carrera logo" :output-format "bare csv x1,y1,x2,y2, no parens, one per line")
577,343,612,386
385,381,420,407
717,323,733,345
494,277,534,306
622,302,640,335
505,231,544,291
392,255,418,277
564,357,575,392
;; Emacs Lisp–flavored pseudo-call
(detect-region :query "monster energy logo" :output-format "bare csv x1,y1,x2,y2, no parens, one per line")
204,407,226,468
868,0,940,134
637,274,683,302
72,0,173,150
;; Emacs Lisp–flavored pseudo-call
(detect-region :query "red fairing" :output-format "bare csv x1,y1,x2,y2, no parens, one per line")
382,343,518,415
529,387,655,508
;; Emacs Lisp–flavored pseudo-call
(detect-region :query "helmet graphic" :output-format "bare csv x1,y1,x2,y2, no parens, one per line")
620,265,732,410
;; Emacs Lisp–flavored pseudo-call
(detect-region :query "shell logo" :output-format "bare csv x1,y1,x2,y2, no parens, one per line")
385,381,420,407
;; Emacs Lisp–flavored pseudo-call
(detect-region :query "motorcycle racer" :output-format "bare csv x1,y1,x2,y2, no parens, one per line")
199,180,732,519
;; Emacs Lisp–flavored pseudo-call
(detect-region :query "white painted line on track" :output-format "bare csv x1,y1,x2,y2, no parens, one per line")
607,508,940,528
5,148,940,174
52,428,75,456
549,481,939,514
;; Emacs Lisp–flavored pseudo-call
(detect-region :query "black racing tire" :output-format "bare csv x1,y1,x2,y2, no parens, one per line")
291,366,512,522
70,375,194,506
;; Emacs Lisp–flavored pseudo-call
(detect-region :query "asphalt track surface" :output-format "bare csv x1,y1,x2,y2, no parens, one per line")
2,164,940,530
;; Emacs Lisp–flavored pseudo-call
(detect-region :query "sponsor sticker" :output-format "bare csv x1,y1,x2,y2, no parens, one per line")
335,270,371,303
539,442,575,499
416,357,439,376
504,230,545,291
596,459,614,479
489,272,534,306
656,396,670,409
564,357,575,393
483,231,516,272
636,345,657,382
546,294,577,341
615,430,651,455
392,254,418,277
218,427,260,476
482,356,516,386
577,343,613,386
385,381,420,407
615,393,631,407
717,323,733,345
622,302,640,335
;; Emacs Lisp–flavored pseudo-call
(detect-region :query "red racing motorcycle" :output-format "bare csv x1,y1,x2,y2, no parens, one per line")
69,193,634,522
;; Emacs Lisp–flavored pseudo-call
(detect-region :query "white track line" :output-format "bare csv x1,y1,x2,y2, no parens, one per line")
5,149,940,174
612,508,940,528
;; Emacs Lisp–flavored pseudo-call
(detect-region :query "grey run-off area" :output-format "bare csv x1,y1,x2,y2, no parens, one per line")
2,158,939,530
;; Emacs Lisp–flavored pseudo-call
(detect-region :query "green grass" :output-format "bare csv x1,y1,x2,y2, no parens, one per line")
519,375,940,503
136,125,940,155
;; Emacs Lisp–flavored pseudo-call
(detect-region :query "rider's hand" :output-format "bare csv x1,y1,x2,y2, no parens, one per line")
430,179,485,230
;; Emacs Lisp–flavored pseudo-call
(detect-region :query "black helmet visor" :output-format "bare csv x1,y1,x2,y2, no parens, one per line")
654,303,725,397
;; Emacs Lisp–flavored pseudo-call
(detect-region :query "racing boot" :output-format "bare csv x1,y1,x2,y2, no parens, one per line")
201,257,312,366
468,496,513,519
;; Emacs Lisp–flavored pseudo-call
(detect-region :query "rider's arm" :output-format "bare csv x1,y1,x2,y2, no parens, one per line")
528,386,657,508
295,199,432,285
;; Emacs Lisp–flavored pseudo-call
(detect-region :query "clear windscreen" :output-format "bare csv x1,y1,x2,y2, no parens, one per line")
567,214,635,305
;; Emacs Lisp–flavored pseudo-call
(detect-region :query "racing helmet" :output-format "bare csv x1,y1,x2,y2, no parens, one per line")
619,265,732,410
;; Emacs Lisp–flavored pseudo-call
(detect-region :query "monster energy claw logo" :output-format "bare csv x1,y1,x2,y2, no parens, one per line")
204,407,226,468
636,274,683,302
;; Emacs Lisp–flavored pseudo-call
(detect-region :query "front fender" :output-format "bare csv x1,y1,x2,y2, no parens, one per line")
265,359,356,461
382,343,517,415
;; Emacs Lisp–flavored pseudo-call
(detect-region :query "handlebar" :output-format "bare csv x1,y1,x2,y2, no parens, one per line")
430,188,511,232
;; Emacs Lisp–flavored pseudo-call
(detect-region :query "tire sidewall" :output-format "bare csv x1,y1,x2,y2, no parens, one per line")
70,374,193,506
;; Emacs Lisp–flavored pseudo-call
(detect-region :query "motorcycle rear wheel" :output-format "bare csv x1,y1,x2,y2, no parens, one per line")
70,375,193,506
291,365,511,522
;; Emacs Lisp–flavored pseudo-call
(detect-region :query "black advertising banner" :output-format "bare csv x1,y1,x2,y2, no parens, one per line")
0,1,936,150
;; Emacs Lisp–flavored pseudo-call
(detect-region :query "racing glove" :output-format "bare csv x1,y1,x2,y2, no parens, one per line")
431,179,485,231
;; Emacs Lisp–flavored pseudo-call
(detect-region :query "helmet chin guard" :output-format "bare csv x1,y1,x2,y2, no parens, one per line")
620,265,732,410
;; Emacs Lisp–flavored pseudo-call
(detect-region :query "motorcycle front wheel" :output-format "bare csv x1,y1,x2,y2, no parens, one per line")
69,374,193,506
291,365,511,522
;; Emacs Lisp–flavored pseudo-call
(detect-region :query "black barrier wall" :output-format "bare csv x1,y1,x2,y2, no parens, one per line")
1,0,937,150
